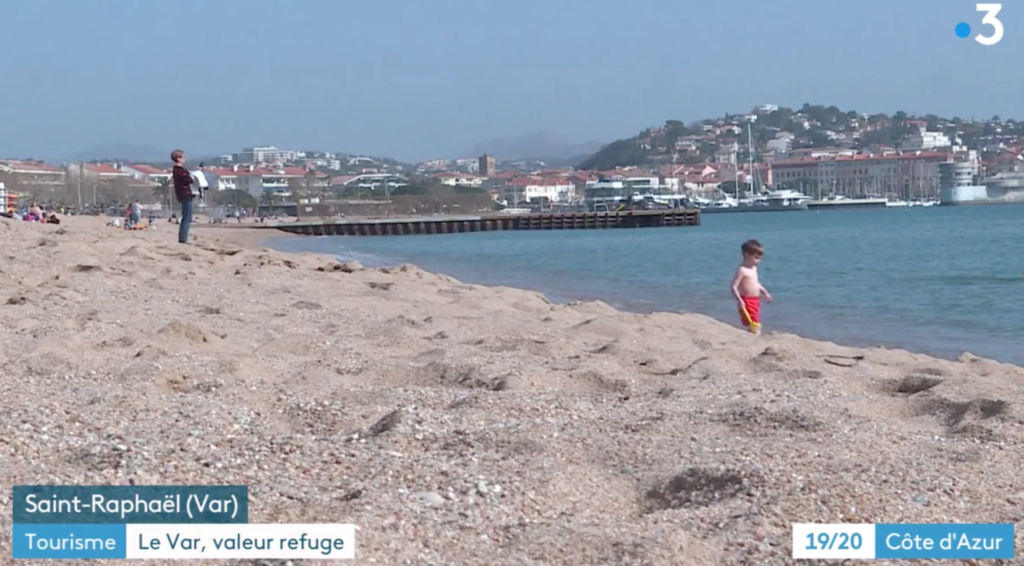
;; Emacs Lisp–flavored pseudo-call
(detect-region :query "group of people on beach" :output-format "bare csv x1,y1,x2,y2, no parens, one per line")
3,203,61,224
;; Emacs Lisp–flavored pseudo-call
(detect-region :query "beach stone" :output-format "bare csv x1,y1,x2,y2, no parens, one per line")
413,491,445,507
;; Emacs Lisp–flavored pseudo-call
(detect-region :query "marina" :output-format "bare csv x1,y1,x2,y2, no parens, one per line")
263,209,701,236
698,189,811,213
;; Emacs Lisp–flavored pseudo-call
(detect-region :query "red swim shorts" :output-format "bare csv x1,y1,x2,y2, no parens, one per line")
739,296,760,327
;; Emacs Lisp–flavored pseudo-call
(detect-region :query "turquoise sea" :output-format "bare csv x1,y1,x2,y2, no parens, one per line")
271,205,1024,367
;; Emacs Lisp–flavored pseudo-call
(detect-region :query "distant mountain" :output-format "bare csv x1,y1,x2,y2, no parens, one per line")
66,142,171,163
466,132,604,163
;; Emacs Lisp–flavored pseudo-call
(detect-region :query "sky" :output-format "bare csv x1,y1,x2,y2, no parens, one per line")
0,0,1019,163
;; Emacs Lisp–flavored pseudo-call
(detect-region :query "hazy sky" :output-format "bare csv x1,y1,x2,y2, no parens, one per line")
0,0,1019,163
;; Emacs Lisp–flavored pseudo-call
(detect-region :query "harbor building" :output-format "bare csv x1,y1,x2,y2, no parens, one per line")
939,161,1024,205
770,151,949,199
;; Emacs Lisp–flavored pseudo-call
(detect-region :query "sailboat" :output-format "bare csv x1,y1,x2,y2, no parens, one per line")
700,123,811,213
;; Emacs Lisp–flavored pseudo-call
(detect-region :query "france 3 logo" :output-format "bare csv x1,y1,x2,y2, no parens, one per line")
955,3,1004,45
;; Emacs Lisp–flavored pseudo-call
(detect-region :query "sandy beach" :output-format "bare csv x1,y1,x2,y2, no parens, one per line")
2,215,1023,565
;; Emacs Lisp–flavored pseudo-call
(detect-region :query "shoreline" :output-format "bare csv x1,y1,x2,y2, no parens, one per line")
189,222,300,250
261,228,1023,370
3,215,1024,565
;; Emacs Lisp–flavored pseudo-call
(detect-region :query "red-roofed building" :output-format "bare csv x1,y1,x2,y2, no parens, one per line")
200,167,238,191
656,164,729,192
0,160,66,189
175,164,319,196
568,171,598,196
0,160,64,175
122,164,171,184
222,165,328,198
771,150,951,197
84,163,130,177
679,174,724,192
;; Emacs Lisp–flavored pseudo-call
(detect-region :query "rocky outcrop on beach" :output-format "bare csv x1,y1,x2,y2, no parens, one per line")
1,216,1023,565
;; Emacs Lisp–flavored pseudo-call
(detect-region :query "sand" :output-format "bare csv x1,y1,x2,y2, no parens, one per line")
1,215,1023,566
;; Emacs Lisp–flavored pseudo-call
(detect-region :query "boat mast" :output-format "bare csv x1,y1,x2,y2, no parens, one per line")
733,145,740,199
747,122,755,194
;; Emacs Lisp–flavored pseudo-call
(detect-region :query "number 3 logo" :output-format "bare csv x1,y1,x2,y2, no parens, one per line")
975,3,1004,45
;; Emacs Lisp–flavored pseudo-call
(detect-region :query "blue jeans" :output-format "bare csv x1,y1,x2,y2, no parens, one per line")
179,198,193,243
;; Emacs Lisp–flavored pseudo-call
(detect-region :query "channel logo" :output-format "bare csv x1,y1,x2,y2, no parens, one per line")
955,3,1004,45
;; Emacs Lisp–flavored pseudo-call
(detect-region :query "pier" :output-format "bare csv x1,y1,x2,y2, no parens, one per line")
263,209,701,236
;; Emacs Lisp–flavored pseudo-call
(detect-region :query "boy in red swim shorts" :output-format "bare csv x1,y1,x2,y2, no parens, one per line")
730,239,772,334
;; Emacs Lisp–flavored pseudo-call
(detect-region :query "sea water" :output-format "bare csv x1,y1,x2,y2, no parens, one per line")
271,205,1024,366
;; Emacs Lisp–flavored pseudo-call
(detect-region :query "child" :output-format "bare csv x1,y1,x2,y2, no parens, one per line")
730,239,772,334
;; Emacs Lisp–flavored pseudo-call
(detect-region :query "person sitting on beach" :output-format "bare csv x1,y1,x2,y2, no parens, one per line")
731,239,772,335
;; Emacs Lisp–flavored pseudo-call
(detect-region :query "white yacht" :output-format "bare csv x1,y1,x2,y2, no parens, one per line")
701,189,811,213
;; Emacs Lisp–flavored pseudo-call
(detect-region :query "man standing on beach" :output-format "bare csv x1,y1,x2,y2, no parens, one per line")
171,149,195,244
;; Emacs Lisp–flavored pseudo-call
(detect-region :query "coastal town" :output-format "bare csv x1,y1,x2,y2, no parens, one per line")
3,104,1024,217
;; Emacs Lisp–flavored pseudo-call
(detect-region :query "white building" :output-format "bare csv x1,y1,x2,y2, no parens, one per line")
330,173,409,192
235,146,297,164
0,160,67,188
618,174,663,192
121,164,171,184
767,138,792,154
501,177,574,203
433,173,486,187
902,127,951,150
207,165,324,198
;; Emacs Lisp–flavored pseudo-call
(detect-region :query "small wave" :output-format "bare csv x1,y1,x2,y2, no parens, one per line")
331,250,395,267
272,237,396,268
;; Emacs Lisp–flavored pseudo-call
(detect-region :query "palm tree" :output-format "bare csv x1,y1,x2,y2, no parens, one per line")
153,179,173,211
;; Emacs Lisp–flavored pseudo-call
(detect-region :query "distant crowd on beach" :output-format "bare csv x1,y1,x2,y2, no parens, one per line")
3,203,62,224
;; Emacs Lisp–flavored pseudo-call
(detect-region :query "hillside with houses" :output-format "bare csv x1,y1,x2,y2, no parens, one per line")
3,105,1024,215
